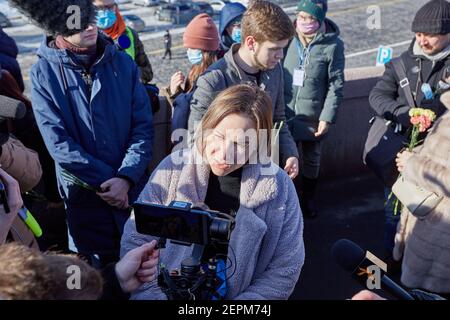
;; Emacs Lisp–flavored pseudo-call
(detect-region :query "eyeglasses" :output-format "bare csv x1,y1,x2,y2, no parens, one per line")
297,14,317,23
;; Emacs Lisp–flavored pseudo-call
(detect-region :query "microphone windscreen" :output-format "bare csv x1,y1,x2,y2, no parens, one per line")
0,95,26,119
331,239,366,272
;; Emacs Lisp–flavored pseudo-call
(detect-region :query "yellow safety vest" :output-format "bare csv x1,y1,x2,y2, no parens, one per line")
124,27,135,60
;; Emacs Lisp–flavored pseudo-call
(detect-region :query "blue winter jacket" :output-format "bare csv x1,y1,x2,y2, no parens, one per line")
0,27,24,92
219,2,246,52
31,34,153,202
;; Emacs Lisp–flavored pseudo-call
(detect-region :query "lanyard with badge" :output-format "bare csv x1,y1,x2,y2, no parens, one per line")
293,39,312,87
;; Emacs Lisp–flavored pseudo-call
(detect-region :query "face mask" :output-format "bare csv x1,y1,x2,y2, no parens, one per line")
187,48,203,65
231,28,242,43
297,20,320,35
96,10,117,29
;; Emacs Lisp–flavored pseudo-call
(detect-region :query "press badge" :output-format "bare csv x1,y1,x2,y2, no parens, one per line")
293,67,305,87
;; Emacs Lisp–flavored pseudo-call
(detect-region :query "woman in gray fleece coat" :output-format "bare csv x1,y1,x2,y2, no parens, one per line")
121,84,305,300
394,90,450,297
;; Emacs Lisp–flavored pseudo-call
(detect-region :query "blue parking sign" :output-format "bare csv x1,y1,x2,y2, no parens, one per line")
376,46,393,66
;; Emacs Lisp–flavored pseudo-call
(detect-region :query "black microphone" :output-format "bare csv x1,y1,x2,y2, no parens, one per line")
0,95,26,120
331,239,414,300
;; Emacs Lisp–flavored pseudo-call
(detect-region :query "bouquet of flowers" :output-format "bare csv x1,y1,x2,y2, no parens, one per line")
389,108,437,214
408,107,437,147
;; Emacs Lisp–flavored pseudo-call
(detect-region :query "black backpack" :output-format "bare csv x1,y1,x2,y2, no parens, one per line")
363,58,416,187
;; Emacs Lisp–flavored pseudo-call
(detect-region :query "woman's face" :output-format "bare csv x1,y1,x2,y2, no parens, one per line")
204,113,256,176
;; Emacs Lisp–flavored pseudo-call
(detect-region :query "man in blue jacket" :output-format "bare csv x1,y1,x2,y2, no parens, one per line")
10,0,154,267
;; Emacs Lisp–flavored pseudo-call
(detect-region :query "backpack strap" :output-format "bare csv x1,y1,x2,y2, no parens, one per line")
391,58,417,108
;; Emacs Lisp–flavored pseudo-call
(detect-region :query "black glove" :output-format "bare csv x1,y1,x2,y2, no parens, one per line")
392,105,411,127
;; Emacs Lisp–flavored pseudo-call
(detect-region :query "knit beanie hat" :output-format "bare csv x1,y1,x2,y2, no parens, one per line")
8,0,96,37
411,0,450,35
183,13,219,51
297,0,327,23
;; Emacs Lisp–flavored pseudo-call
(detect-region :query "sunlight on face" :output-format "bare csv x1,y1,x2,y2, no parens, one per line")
253,39,289,70
204,113,256,176
415,33,450,55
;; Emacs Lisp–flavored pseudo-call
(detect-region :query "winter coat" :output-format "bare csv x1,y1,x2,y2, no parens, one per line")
0,135,42,193
188,44,299,163
218,3,246,52
161,83,195,137
369,39,449,128
30,34,153,205
393,91,450,294
7,217,39,249
0,27,24,92
122,27,153,84
164,33,171,49
283,19,345,141
121,148,305,300
30,34,154,255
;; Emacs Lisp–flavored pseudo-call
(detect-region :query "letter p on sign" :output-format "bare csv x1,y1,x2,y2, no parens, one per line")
376,46,393,66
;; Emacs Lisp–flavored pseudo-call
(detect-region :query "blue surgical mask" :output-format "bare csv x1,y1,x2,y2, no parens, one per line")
231,28,242,43
187,48,203,65
96,10,117,29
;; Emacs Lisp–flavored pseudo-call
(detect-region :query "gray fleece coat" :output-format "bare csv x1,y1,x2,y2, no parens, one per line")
393,91,450,294
187,44,299,164
121,149,305,299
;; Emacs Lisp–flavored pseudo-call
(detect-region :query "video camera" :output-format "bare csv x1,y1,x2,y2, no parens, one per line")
133,201,236,300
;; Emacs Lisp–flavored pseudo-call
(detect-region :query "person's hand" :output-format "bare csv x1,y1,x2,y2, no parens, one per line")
351,290,385,300
115,240,160,293
0,168,23,244
97,177,131,209
170,71,185,95
314,121,330,138
395,151,413,172
284,156,299,179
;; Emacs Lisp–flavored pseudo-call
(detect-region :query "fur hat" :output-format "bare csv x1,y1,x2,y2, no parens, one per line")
8,0,96,36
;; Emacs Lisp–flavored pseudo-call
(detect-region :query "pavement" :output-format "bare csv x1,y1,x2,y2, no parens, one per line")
289,173,388,300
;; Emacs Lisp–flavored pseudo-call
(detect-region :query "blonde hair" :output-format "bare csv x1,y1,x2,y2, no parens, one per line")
242,0,295,43
198,84,273,157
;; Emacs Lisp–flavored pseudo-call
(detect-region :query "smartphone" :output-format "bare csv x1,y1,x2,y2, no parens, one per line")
0,181,10,214
133,202,209,245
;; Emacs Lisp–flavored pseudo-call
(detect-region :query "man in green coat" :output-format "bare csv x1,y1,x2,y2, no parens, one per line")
283,0,345,218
